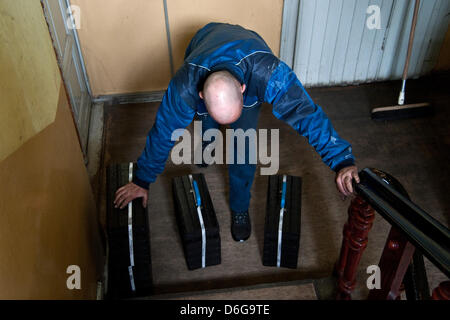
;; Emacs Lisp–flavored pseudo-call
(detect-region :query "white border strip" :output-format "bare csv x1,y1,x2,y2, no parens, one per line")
277,175,287,267
128,266,136,292
189,175,206,268
235,50,272,66
244,101,259,108
188,62,211,71
128,162,136,291
197,206,206,268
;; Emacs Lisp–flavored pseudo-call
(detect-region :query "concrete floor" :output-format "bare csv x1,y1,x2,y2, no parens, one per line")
99,73,450,299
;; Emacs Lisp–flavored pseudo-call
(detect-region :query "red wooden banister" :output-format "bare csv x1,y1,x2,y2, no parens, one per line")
336,168,449,300
336,196,448,300
367,227,415,300
335,196,375,300
432,281,450,300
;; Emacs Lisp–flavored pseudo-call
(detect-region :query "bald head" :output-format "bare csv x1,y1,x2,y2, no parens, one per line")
200,71,245,124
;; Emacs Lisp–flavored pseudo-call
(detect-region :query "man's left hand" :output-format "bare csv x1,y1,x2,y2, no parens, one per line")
335,165,360,198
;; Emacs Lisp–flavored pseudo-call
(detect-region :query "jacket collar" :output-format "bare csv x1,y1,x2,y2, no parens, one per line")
210,63,245,85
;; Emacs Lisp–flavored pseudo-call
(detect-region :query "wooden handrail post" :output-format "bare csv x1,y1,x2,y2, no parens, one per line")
335,196,375,300
367,227,415,300
432,281,450,300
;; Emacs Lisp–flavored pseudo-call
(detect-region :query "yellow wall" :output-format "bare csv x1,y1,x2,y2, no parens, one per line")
70,0,284,96
166,0,283,71
71,0,171,95
0,0,102,299
0,0,61,161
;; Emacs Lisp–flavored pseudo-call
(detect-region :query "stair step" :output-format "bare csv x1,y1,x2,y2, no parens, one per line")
141,280,318,300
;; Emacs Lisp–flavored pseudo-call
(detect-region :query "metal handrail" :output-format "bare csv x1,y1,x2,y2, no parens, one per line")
355,168,450,278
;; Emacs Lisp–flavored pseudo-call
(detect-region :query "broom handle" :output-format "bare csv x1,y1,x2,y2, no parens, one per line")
403,0,421,81
399,0,420,105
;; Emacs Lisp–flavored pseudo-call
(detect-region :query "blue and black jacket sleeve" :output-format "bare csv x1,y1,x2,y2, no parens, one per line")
133,81,196,190
264,60,355,172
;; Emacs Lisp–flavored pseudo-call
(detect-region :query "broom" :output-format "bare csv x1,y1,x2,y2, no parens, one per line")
371,0,432,121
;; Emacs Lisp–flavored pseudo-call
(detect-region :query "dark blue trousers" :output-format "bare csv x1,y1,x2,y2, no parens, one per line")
198,105,261,213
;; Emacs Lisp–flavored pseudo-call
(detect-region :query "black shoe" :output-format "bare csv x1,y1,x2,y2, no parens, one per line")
231,211,251,242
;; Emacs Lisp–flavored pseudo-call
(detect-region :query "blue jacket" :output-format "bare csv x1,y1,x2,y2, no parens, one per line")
134,23,355,189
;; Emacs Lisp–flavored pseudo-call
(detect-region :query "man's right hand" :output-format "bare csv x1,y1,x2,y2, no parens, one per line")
114,182,148,209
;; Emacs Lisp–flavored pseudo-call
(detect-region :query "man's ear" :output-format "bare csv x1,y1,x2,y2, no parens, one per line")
241,84,246,93
199,91,204,99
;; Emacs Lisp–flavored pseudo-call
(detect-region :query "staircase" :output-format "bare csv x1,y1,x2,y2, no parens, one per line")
145,280,319,300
